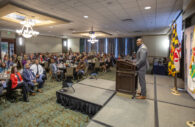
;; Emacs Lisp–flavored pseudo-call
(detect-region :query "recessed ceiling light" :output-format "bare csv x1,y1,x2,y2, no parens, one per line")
84,16,88,19
122,18,133,22
144,6,151,10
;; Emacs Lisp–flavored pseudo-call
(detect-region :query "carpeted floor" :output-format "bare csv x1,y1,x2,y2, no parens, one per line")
1,67,195,127
96,67,116,81
0,67,116,127
0,80,89,127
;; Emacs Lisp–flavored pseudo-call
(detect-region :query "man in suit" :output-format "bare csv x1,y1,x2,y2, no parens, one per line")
30,59,45,92
22,63,36,96
136,38,149,99
50,58,62,81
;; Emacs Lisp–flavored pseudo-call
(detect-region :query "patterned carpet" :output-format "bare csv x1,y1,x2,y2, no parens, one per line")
0,67,116,127
0,80,89,127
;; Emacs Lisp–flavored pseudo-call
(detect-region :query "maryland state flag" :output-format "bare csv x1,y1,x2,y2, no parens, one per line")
189,27,195,79
168,24,181,76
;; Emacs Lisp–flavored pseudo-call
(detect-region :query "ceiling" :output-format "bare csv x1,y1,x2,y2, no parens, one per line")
0,0,183,38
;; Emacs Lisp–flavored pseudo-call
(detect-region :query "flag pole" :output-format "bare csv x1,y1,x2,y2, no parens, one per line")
171,73,180,95
174,73,177,90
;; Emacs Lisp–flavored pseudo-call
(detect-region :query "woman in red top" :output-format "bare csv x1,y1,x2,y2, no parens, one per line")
10,66,29,102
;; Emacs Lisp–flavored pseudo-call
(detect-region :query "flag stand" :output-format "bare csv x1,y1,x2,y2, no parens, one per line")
171,73,180,96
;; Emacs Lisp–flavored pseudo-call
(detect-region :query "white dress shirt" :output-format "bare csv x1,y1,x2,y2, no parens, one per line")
30,64,44,75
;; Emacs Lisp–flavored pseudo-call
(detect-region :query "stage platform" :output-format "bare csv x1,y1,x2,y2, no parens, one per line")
88,95,155,127
56,79,116,117
56,77,195,127
79,78,115,91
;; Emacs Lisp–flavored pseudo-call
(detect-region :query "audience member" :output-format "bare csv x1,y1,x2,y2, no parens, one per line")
30,59,45,92
22,63,36,96
10,66,29,102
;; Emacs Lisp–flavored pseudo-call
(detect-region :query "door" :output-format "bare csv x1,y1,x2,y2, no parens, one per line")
1,42,8,59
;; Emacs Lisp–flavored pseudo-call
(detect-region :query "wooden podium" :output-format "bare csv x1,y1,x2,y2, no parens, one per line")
116,59,138,98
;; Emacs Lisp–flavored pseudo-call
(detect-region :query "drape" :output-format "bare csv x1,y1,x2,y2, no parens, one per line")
56,91,101,117
99,38,105,53
80,37,139,57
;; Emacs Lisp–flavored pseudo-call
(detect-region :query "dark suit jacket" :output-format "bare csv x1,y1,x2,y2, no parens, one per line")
22,69,36,82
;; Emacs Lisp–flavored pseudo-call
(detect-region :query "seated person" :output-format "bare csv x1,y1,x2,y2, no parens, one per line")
10,66,29,102
0,59,2,67
7,58,14,69
74,61,85,80
0,62,7,73
26,60,32,67
101,57,107,72
105,56,111,71
50,59,62,81
22,55,28,67
22,63,37,96
39,55,43,63
0,80,7,89
30,59,45,92
3,55,9,66
110,54,115,65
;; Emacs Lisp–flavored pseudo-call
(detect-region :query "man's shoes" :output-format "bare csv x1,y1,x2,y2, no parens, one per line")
30,92,36,96
136,96,146,99
37,89,43,93
137,92,141,96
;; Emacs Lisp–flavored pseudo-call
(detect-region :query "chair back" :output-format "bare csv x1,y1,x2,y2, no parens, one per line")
44,62,49,69
84,66,88,74
66,67,74,75
95,61,100,68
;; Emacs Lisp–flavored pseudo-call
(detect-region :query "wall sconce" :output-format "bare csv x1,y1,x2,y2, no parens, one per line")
19,37,23,46
63,40,67,47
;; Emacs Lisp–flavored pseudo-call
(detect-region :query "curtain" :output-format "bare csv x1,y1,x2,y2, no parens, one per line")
80,37,139,55
108,38,115,55
80,38,84,53
118,38,125,57
98,38,105,53
91,43,97,52
127,38,132,55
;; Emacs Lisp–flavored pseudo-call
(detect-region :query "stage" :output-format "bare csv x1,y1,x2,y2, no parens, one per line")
56,79,116,117
56,76,195,127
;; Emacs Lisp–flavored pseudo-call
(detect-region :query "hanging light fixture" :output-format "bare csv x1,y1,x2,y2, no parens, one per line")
88,26,98,44
16,18,39,38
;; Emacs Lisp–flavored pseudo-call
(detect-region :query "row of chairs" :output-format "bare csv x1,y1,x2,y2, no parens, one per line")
0,77,40,103
48,64,90,82
45,60,101,82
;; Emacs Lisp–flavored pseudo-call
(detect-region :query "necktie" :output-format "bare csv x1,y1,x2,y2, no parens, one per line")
36,65,39,75
16,73,21,82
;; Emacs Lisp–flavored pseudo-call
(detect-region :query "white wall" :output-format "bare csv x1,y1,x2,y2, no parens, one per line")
0,31,16,39
67,38,80,52
25,35,62,53
142,35,169,57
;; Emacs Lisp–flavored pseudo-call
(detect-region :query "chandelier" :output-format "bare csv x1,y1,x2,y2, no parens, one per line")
16,18,39,38
87,27,98,44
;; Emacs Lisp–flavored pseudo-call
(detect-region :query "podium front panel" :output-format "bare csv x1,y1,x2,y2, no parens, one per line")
116,71,137,94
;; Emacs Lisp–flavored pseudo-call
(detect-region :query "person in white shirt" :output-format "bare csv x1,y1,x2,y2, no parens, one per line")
30,59,45,92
